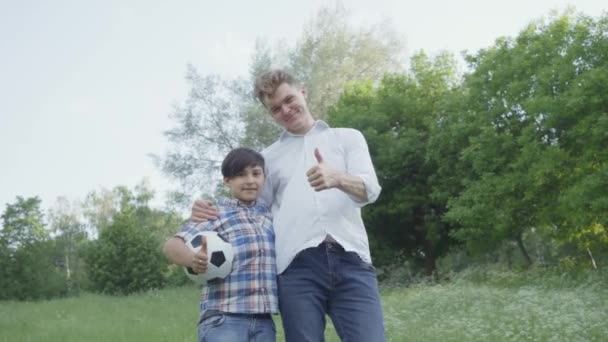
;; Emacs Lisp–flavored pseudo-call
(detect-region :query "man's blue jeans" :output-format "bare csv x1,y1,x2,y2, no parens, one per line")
278,242,386,342
197,313,276,342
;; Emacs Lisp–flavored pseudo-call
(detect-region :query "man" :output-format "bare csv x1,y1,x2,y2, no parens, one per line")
192,69,385,341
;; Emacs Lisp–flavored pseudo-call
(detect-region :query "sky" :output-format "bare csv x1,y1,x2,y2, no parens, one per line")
1,0,606,213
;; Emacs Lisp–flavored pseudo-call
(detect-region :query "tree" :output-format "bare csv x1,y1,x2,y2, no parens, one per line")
0,196,46,249
445,11,608,266
328,52,462,275
48,197,88,291
288,3,404,119
82,184,171,295
0,197,67,300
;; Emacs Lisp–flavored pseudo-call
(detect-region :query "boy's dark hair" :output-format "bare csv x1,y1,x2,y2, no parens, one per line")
221,147,265,178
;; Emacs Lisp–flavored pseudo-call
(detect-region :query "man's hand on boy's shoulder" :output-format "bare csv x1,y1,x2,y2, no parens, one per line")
191,198,218,223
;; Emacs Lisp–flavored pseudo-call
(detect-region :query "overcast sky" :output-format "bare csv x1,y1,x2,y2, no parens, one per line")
1,0,606,213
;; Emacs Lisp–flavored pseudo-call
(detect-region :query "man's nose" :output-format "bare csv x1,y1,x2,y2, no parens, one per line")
279,103,291,115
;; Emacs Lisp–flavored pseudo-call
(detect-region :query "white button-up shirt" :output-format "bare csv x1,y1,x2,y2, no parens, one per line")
260,120,381,274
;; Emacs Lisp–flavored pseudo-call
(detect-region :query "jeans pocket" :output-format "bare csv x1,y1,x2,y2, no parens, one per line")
345,251,376,272
198,314,225,341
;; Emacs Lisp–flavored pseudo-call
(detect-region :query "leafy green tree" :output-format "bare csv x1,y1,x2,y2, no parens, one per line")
81,181,185,294
0,197,67,300
0,197,46,249
328,52,462,275
83,189,168,295
445,11,608,266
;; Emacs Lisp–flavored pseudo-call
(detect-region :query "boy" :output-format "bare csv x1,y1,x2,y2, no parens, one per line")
163,147,278,342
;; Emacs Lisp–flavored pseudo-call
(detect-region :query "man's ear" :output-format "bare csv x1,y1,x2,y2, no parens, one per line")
300,87,307,98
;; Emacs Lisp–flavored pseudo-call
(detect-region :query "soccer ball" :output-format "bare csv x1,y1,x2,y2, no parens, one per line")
184,231,234,283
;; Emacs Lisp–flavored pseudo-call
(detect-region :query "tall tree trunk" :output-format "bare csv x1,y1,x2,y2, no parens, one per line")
587,248,598,270
65,253,71,280
423,239,436,277
515,234,532,267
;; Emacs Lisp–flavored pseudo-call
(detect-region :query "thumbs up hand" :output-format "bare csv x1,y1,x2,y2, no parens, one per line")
191,235,209,274
306,148,341,191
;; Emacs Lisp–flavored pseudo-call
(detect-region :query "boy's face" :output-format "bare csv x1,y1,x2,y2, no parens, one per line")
265,82,314,135
224,165,265,204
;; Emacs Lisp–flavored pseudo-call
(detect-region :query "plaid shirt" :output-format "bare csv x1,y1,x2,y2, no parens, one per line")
176,197,279,317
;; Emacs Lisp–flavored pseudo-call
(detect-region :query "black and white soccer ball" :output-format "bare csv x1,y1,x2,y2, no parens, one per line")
184,231,234,283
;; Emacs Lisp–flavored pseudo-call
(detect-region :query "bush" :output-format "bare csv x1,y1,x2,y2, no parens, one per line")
84,208,167,295
164,264,192,288
0,240,68,300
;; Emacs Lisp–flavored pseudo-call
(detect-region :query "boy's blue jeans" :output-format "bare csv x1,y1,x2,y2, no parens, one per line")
278,241,386,342
198,313,276,342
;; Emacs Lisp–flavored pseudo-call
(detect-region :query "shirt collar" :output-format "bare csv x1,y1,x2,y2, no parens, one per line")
279,120,330,141
216,197,258,209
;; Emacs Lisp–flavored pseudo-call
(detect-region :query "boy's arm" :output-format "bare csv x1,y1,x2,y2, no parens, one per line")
163,231,209,274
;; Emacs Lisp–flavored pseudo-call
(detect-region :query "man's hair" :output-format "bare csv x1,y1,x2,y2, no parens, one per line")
254,69,298,106
221,147,265,178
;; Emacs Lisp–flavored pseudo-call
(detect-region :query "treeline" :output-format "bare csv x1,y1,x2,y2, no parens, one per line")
2,9,606,301
0,182,188,300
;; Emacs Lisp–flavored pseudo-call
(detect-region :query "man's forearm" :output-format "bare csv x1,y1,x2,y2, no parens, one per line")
337,173,368,202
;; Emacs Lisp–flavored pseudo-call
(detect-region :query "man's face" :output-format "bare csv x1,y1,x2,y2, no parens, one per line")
265,83,314,135
224,165,265,204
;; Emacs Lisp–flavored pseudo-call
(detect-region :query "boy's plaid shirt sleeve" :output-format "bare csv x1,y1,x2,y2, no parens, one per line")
175,219,220,242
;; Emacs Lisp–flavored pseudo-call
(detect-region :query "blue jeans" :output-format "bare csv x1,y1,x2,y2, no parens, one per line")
197,313,276,342
278,242,386,342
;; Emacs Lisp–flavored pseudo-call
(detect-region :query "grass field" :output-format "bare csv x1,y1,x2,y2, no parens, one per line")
1,271,606,341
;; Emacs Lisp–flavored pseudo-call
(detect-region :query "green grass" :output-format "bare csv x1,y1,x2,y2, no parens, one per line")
1,273,607,341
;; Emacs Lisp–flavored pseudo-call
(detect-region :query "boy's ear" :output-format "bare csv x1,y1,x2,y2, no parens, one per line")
223,177,230,186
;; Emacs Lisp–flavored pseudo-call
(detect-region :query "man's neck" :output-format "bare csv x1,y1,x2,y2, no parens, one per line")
288,119,315,135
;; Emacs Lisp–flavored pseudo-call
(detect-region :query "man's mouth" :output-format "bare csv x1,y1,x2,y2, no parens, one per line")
284,110,299,123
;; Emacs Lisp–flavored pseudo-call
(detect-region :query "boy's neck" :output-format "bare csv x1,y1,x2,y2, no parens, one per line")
232,197,256,206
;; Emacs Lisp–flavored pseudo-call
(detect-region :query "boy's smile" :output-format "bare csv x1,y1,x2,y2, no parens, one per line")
224,165,265,204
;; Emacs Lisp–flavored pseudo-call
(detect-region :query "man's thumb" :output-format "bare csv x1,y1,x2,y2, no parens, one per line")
314,148,324,164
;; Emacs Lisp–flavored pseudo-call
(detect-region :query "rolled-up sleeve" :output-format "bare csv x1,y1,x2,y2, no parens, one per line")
342,129,381,207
